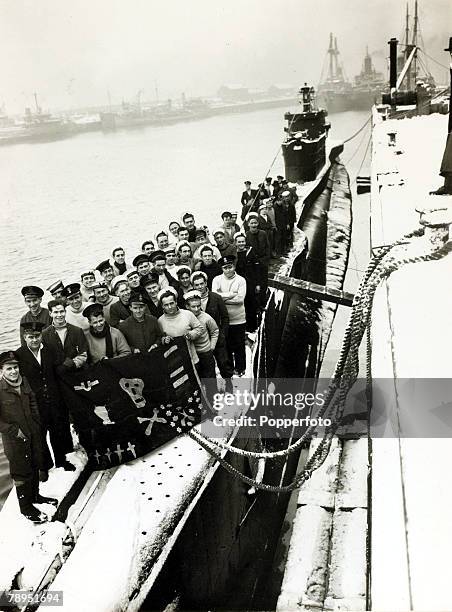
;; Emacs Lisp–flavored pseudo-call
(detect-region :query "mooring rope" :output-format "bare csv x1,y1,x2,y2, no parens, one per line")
189,228,452,492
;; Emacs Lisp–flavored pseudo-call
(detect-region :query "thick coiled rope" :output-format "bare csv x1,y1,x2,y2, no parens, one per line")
188,229,452,492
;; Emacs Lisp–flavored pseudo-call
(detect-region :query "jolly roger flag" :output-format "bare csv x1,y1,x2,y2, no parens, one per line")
57,338,205,469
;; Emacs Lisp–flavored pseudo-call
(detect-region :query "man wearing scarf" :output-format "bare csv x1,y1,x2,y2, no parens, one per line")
83,303,131,363
111,247,130,277
119,292,163,353
0,351,57,523
63,283,89,330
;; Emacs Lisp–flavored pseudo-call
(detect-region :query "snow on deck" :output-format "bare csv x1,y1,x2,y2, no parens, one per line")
371,111,448,247
370,109,452,611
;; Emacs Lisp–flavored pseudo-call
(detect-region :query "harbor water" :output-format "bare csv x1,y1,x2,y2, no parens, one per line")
0,106,370,507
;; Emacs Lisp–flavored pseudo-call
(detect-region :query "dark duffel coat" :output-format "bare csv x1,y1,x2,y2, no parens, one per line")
0,377,45,477
14,345,73,454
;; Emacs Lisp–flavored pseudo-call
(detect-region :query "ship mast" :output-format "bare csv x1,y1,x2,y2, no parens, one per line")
412,0,419,82
405,3,412,89
327,33,335,80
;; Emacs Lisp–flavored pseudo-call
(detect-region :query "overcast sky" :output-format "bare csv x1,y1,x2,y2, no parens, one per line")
0,0,450,113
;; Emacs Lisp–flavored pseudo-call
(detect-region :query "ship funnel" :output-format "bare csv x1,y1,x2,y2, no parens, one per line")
388,37,399,92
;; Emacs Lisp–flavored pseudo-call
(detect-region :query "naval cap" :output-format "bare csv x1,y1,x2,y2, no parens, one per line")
21,285,44,298
80,270,95,280
62,283,82,299
46,280,64,295
183,289,202,303
20,321,47,334
82,303,104,319
0,351,18,368
140,272,159,287
110,276,128,295
132,254,150,268
150,250,166,263
129,291,147,305
157,286,178,302
218,255,236,267
191,271,208,283
96,259,113,274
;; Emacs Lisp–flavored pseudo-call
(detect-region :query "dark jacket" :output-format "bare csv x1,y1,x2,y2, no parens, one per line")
246,229,270,265
0,377,45,475
15,345,62,422
236,247,261,289
119,314,163,353
205,291,230,337
199,261,222,289
42,323,89,371
109,300,132,329
14,344,73,462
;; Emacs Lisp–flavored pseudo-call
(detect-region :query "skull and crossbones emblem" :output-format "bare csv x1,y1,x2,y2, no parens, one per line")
119,377,146,409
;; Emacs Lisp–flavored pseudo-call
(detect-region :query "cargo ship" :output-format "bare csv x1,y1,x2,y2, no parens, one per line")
318,34,385,113
0,95,72,146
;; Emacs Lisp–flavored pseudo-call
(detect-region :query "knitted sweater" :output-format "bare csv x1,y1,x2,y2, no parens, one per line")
193,311,219,353
211,273,246,325
85,326,131,363
158,309,203,364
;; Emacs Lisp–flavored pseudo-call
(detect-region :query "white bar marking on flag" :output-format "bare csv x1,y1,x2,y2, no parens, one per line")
173,375,189,388
170,366,184,378
164,345,178,358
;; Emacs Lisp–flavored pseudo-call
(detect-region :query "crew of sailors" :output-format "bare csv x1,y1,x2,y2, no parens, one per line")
0,178,298,523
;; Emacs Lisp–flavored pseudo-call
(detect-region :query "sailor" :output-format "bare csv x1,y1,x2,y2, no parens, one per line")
111,247,130,277
19,286,51,345
263,176,273,198
80,271,96,303
213,228,237,259
109,279,132,328
240,180,258,219
62,283,90,331
264,198,277,256
155,231,170,250
83,303,131,363
140,273,164,318
42,300,88,377
141,240,155,257
221,211,240,242
184,290,219,382
177,226,196,252
234,232,261,332
92,281,118,325
126,269,142,291
219,212,234,244
95,260,115,291
46,280,65,302
246,213,270,304
132,254,152,277
192,228,221,264
158,287,203,367
15,321,74,472
198,245,222,289
211,255,247,376
168,221,181,244
164,245,179,279
176,240,194,270
119,292,163,354
176,266,194,303
150,250,180,291
181,212,198,242
0,351,56,524
191,272,233,389
273,175,285,197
